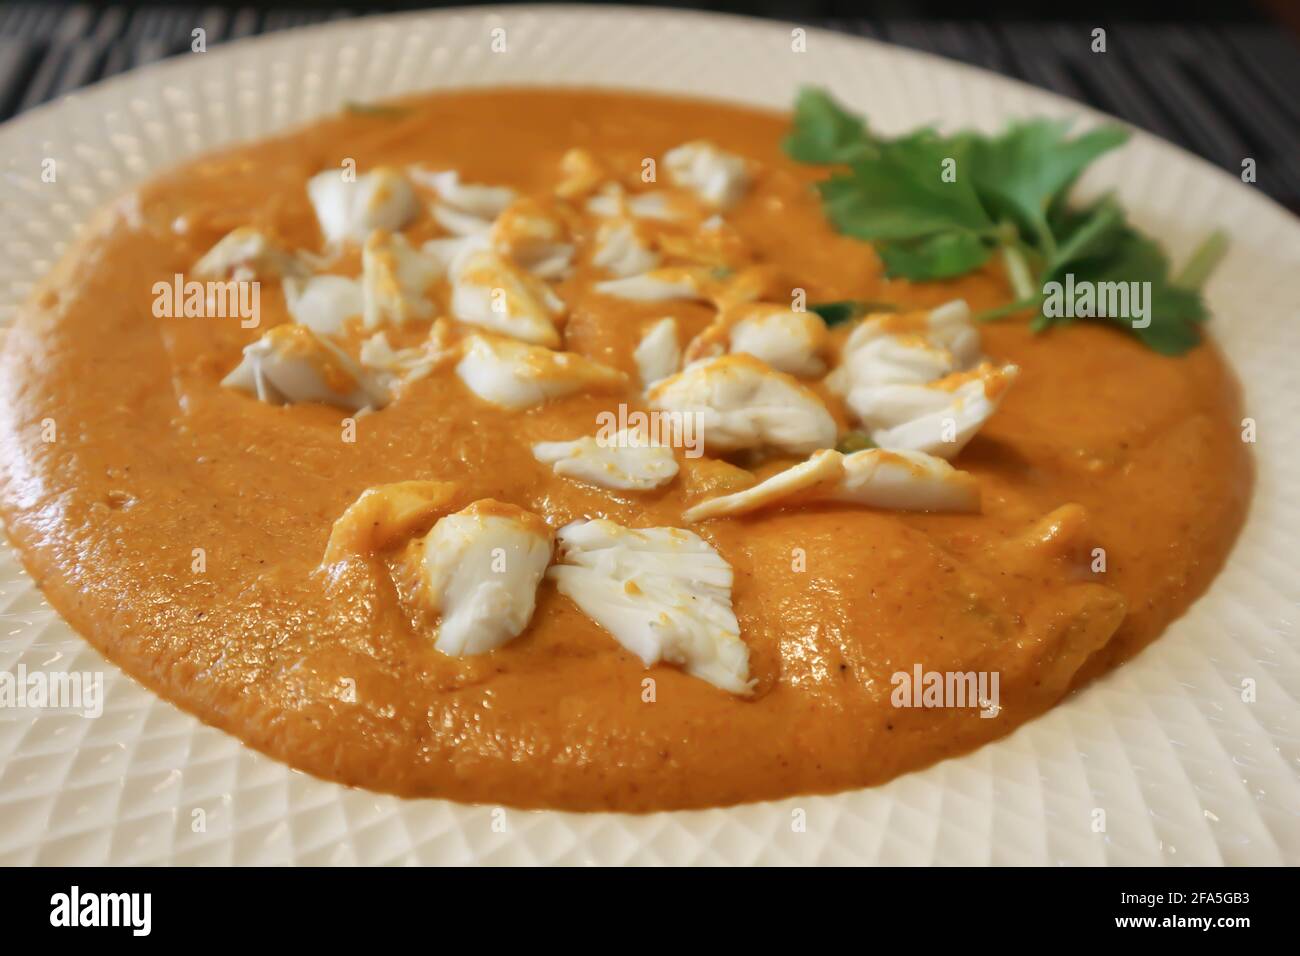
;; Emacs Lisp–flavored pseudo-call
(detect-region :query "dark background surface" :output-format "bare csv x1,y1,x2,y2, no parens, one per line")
1,1,1297,208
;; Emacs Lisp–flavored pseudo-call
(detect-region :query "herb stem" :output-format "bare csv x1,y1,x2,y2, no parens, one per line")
1173,230,1229,291
1031,221,1057,264
972,295,1042,323
999,241,1038,302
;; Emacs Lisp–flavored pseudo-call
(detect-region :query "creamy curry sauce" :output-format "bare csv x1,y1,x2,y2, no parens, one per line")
0,89,1251,810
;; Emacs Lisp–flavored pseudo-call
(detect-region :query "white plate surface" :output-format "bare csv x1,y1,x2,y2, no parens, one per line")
0,5,1296,865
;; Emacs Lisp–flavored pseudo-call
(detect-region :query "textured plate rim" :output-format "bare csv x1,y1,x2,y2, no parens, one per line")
0,4,1295,866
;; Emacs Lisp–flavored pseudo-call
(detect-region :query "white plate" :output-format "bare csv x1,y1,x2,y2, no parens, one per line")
0,5,1296,866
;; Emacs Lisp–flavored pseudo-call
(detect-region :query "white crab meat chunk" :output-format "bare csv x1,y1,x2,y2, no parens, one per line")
283,275,364,338
548,519,753,694
833,300,982,391
730,307,828,377
634,318,681,388
321,480,458,565
432,203,493,237
490,198,574,279
688,303,829,377
422,234,488,272
682,448,979,522
409,168,517,236
621,192,685,222
194,227,306,280
450,249,565,347
832,333,955,391
584,184,694,223
593,267,707,303
863,363,1019,459
683,450,845,522
554,148,605,199
455,334,626,410
221,324,388,411
833,448,981,511
362,230,441,330
591,219,661,278
409,168,517,218
663,141,751,210
598,263,769,314
415,500,554,656
307,166,418,245
359,320,456,387
532,428,679,491
582,188,623,220
360,332,426,383
648,354,837,456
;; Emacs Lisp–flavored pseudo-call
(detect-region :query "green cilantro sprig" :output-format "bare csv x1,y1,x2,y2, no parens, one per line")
784,88,1227,355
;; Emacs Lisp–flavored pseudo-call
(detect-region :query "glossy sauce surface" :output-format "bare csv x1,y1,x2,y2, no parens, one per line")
0,90,1252,810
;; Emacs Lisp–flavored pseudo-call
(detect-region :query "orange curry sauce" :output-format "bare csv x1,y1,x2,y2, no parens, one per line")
0,90,1251,810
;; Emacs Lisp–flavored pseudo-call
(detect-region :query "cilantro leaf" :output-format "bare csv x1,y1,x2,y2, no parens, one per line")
783,88,881,165
964,121,1129,255
784,88,1224,355
1042,199,1212,354
1057,229,1208,355
876,232,993,280
819,133,995,244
